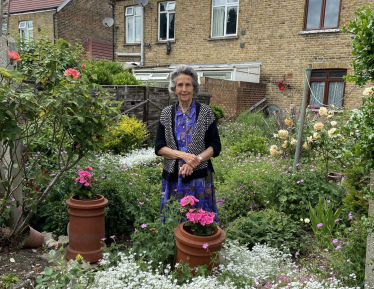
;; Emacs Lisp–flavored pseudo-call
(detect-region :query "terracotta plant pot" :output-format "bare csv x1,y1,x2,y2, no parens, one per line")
174,222,226,270
279,86,285,91
65,194,108,263
22,226,44,248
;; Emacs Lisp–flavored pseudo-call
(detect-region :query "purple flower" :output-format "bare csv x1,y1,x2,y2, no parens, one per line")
334,218,340,223
327,200,331,203
346,259,350,263
203,243,209,249
134,228,137,234
348,212,353,220
101,238,106,241
141,223,147,228
336,245,341,250
110,235,116,239
317,223,323,228
332,239,338,244
11,198,15,201
295,251,299,256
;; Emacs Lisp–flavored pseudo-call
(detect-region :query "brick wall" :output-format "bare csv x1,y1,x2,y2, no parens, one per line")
114,0,370,110
56,0,112,45
9,11,55,41
82,38,113,60
200,77,266,117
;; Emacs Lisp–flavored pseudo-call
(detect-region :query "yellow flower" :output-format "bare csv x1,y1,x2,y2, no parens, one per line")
314,122,324,131
76,254,82,262
270,145,279,155
282,140,288,149
285,119,294,127
319,107,328,116
302,142,309,149
273,133,278,138
304,218,310,223
328,128,337,137
330,121,337,127
313,132,320,139
300,218,304,222
363,87,374,96
290,138,296,146
278,129,289,139
307,136,313,143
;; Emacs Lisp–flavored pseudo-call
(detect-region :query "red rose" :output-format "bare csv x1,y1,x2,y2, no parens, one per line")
81,64,85,69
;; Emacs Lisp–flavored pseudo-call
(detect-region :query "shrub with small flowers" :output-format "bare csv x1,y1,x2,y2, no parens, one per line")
73,166,98,200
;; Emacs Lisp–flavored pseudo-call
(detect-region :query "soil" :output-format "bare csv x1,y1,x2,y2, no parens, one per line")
0,235,133,289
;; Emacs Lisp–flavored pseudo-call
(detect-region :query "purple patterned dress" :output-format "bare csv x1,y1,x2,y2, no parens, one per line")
160,101,218,222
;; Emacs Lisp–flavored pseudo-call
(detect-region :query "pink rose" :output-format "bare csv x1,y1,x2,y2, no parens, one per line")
64,68,80,79
7,50,21,61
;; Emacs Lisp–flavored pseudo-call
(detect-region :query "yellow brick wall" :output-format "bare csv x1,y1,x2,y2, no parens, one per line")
8,11,55,41
114,0,371,110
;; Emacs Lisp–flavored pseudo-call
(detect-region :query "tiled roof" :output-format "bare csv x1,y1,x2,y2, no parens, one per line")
9,0,66,14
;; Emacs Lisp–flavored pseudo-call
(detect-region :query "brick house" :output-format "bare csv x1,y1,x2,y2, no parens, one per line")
113,0,371,116
6,0,114,60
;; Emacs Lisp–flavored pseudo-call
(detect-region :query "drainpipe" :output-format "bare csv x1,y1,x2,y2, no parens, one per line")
140,4,144,66
0,0,4,36
110,0,115,61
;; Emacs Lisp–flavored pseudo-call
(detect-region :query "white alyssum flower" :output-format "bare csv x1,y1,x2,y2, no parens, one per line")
100,147,160,168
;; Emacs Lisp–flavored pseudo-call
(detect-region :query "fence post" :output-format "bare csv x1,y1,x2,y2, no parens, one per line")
365,169,374,288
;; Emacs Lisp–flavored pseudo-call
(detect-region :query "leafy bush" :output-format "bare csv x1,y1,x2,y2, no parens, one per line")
209,105,225,123
236,112,272,137
85,59,141,85
104,116,148,154
229,134,268,155
226,209,307,254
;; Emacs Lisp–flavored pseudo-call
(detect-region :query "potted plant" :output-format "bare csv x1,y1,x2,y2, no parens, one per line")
276,79,291,91
174,196,226,270
65,166,108,263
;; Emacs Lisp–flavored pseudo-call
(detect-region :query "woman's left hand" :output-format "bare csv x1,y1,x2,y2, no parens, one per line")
179,163,194,178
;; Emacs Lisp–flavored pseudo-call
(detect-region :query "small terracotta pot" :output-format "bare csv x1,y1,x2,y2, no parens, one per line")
22,226,44,248
279,86,285,91
174,222,226,270
65,194,108,263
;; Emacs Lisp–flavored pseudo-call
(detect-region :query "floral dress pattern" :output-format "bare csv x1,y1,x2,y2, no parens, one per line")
161,101,218,222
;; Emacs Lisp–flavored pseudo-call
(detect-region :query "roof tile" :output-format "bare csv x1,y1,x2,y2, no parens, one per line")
9,0,66,14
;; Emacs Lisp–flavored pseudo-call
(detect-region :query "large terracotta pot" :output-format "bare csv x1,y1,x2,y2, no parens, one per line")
174,222,226,270
65,194,108,263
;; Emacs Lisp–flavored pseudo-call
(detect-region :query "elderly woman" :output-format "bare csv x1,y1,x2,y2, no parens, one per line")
155,65,221,221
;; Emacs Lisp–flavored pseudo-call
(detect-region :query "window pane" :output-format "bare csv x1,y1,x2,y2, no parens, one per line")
166,2,175,11
135,16,141,42
311,72,326,78
169,13,175,39
310,82,325,106
212,7,224,37
213,0,225,6
160,2,166,12
18,21,26,29
27,21,33,28
324,0,340,27
159,13,167,40
134,6,142,15
328,82,344,107
227,0,238,3
329,71,345,77
306,0,322,29
126,18,134,43
126,7,133,16
226,6,237,34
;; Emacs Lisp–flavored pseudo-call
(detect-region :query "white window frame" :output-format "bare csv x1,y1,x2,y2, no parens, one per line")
125,6,142,43
19,20,33,42
158,1,175,41
211,0,239,38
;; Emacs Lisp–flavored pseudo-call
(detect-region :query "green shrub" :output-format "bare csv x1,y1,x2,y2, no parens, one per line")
236,112,272,137
85,59,142,85
226,209,307,254
104,116,148,154
229,134,268,155
209,105,225,123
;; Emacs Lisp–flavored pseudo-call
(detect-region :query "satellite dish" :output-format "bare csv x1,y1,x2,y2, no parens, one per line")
137,0,149,6
103,17,114,27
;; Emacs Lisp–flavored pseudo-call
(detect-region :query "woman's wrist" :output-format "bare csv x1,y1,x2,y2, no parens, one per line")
198,154,203,161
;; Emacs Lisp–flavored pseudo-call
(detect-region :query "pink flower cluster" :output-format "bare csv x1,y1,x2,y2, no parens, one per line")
75,166,97,187
64,68,80,79
180,195,199,207
186,209,215,226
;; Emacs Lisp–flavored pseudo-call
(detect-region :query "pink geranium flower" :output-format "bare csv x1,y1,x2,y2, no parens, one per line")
180,195,199,207
64,68,80,79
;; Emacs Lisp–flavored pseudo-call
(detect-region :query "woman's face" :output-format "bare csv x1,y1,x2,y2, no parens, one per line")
175,74,194,104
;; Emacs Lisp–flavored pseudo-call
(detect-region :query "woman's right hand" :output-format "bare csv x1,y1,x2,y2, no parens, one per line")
182,152,201,169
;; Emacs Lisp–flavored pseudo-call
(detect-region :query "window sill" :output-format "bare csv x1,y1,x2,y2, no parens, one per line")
124,43,141,46
155,40,176,44
207,35,239,41
299,28,341,35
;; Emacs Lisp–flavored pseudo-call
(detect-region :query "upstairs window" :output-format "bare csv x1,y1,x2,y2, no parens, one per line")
308,69,346,107
211,0,239,37
126,6,142,43
159,1,175,41
19,20,33,42
305,0,341,30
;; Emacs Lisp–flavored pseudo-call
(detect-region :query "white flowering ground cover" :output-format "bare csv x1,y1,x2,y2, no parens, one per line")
89,241,359,289
100,147,160,168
